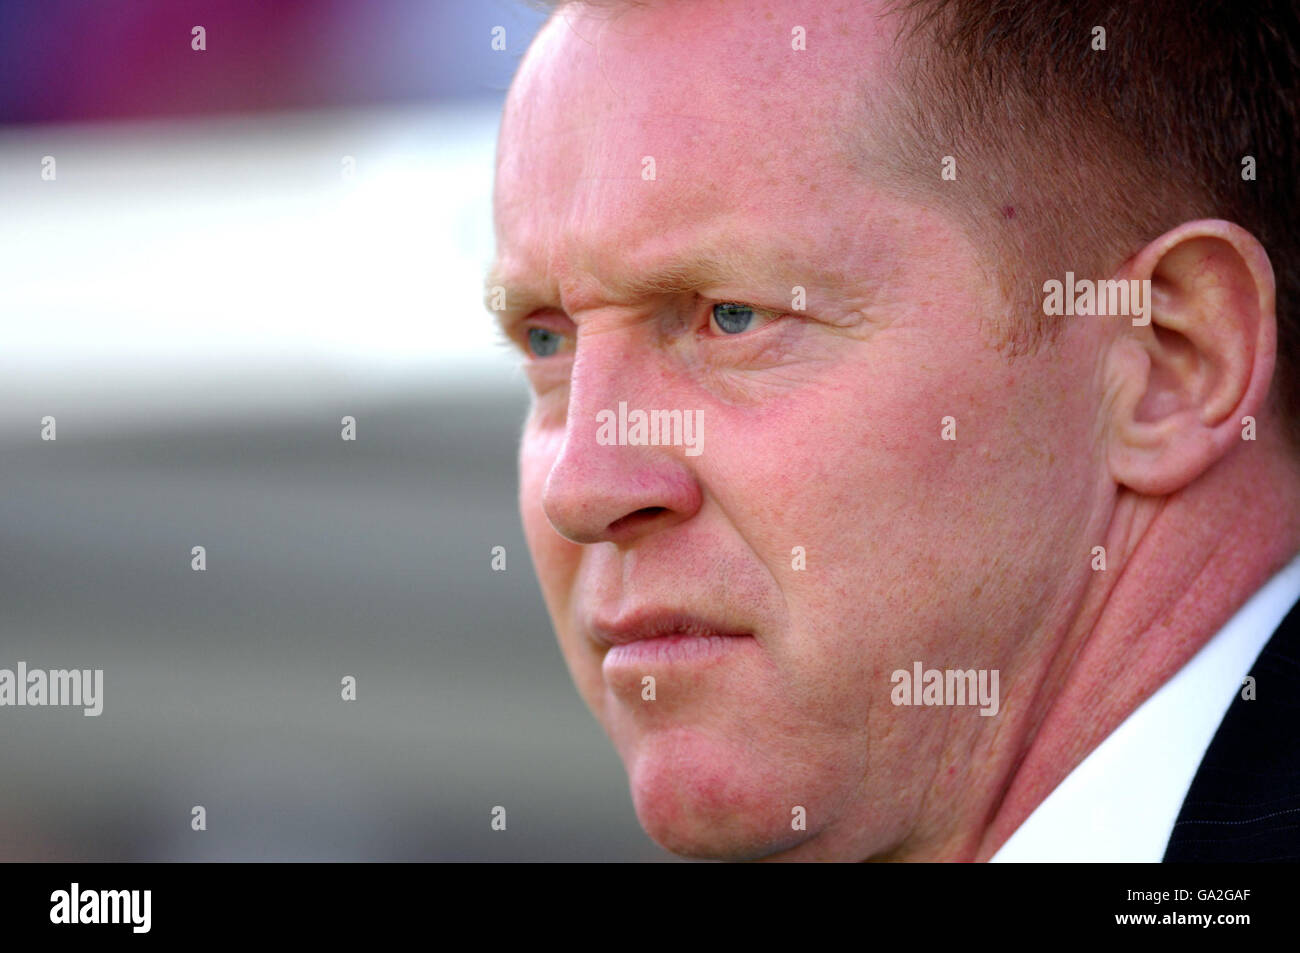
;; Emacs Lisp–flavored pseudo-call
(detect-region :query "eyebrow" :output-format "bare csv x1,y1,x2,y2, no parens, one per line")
483,242,793,322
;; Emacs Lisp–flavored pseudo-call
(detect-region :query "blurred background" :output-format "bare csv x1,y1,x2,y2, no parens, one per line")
0,0,673,861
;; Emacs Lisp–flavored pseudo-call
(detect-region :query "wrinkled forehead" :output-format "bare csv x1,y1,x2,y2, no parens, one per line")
492,1,907,297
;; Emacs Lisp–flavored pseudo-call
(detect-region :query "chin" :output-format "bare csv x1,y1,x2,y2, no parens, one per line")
621,726,819,861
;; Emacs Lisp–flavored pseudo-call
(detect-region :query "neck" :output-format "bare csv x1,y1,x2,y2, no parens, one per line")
969,434,1300,862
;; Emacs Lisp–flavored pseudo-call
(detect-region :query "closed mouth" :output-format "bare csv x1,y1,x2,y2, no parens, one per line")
588,610,751,648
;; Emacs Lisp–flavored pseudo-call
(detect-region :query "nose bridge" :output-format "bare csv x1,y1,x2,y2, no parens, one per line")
542,319,702,545
558,319,662,483
567,316,660,427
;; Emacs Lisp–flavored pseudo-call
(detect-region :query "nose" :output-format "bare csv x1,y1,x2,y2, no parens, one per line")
541,333,703,546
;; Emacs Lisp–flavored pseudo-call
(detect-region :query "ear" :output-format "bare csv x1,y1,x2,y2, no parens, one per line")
1105,219,1276,497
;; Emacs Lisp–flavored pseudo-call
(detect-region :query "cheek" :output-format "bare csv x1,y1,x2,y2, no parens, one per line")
677,385,907,730
519,425,578,597
706,344,1072,681
519,424,611,711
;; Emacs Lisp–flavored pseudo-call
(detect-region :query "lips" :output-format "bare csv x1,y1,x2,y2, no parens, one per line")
589,610,752,648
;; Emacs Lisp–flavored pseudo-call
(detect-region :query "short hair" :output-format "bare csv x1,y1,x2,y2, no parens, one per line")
523,0,1300,448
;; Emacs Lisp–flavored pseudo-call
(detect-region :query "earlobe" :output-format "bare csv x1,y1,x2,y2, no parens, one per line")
1106,220,1276,497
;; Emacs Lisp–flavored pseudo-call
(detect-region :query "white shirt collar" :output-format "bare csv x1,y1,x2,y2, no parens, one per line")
990,552,1300,862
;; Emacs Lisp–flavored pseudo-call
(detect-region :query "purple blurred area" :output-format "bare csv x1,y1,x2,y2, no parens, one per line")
0,0,548,126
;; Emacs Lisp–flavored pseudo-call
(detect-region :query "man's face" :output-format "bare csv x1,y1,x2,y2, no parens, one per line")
491,0,1108,860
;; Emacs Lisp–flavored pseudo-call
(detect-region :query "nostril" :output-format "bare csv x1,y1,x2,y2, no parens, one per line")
608,506,669,535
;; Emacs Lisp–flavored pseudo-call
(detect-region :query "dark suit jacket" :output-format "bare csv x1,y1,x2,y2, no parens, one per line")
1164,596,1300,861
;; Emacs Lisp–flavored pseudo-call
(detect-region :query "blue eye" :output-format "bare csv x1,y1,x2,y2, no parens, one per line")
711,302,757,334
527,327,562,357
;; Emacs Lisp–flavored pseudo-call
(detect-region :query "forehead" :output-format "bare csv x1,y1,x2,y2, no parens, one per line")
492,0,909,312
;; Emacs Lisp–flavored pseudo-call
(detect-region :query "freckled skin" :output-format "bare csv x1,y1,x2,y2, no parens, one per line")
491,1,1150,860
